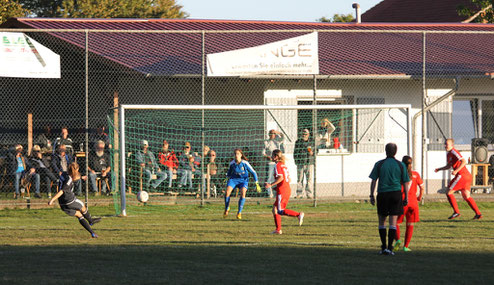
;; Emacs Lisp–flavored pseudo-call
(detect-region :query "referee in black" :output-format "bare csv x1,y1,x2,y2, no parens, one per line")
369,143,410,255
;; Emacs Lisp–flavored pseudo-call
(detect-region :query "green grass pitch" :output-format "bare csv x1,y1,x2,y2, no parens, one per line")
1,201,494,284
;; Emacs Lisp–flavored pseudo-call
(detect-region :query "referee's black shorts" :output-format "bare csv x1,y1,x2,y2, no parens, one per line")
377,191,403,216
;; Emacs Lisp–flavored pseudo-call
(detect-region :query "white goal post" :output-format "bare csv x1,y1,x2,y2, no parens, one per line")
116,104,412,216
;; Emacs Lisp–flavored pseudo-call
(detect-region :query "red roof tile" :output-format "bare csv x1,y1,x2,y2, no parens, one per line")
2,18,494,77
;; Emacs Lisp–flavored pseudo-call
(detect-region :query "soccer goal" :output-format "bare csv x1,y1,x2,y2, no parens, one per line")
109,104,411,216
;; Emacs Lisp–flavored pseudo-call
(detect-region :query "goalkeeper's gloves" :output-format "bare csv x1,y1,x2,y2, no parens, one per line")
255,182,262,193
403,198,408,207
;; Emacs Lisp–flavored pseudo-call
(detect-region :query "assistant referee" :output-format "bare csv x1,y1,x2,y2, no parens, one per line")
369,143,410,255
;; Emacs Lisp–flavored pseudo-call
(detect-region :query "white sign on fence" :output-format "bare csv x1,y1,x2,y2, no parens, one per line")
0,32,61,78
207,32,319,76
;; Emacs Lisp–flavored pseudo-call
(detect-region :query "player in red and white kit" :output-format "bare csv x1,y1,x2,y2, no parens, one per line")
435,139,482,220
394,156,424,252
265,149,304,235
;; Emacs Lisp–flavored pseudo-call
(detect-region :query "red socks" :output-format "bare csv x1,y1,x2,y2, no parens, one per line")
273,209,300,231
404,225,414,248
448,194,481,215
283,209,300,217
466,197,481,215
274,214,282,231
447,194,460,213
395,224,401,241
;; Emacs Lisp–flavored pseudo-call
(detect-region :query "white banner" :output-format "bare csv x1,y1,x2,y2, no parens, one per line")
0,32,61,78
207,32,319,76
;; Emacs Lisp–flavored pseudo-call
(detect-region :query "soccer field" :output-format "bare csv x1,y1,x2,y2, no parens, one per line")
1,201,494,284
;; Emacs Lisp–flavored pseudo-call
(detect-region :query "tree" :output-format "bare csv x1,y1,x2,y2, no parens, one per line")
317,13,355,23
18,0,63,17
1,0,29,24
59,0,188,19
458,0,494,23
15,0,188,18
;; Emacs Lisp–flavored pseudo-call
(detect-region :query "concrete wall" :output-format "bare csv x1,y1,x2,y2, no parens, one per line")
262,78,494,197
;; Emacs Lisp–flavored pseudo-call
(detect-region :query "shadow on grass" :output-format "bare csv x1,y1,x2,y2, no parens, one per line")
1,244,493,285
167,240,345,247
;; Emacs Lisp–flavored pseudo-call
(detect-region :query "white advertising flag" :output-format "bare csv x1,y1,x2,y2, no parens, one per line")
0,32,61,78
207,32,318,76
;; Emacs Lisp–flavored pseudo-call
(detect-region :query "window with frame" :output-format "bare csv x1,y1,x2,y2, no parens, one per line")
297,98,353,152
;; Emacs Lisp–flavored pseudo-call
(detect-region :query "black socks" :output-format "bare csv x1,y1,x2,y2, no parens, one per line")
78,217,94,234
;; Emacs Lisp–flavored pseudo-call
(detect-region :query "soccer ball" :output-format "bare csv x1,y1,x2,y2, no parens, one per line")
137,191,149,203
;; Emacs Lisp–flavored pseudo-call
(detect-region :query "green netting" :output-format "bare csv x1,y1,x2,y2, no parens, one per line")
122,109,267,199
108,106,406,214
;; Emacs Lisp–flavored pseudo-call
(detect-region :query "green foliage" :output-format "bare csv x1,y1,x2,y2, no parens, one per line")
17,0,63,17
59,0,188,18
317,13,355,23
0,0,29,24
458,0,494,23
14,0,188,19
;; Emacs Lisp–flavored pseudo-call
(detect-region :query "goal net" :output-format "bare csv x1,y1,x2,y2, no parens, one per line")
109,104,411,216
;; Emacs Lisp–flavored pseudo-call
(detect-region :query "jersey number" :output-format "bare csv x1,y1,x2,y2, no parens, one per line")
282,166,290,182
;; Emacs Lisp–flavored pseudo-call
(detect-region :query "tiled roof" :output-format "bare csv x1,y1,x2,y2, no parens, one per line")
362,0,476,22
2,18,494,77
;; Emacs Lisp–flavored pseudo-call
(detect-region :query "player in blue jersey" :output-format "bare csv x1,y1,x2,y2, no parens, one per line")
224,148,261,219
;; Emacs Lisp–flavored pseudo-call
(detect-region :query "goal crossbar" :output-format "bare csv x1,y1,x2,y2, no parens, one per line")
120,104,412,110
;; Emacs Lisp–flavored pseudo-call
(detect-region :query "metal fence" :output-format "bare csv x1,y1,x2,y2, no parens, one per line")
1,28,494,207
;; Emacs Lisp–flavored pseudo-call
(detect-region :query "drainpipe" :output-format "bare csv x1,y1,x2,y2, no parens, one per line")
412,77,459,171
352,3,361,23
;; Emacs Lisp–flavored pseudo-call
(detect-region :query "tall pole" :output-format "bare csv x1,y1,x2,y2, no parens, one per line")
200,31,205,206
119,105,127,216
421,32,427,195
85,30,89,207
312,75,317,207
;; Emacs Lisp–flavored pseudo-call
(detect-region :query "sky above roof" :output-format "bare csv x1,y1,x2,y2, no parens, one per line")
177,0,382,22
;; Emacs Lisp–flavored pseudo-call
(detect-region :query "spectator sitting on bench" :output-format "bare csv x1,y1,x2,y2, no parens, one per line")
193,145,209,194
158,140,178,189
52,144,82,195
177,142,194,191
29,145,58,198
207,149,223,197
9,144,41,199
88,140,111,195
136,140,167,192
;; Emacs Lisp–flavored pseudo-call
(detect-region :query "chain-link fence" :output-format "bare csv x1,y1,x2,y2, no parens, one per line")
1,26,494,211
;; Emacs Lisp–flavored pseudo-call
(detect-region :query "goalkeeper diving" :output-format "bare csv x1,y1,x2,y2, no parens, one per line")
223,148,262,220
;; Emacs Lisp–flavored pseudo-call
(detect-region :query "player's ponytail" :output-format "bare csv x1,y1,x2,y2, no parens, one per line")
272,149,285,163
68,162,81,181
402,155,413,178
